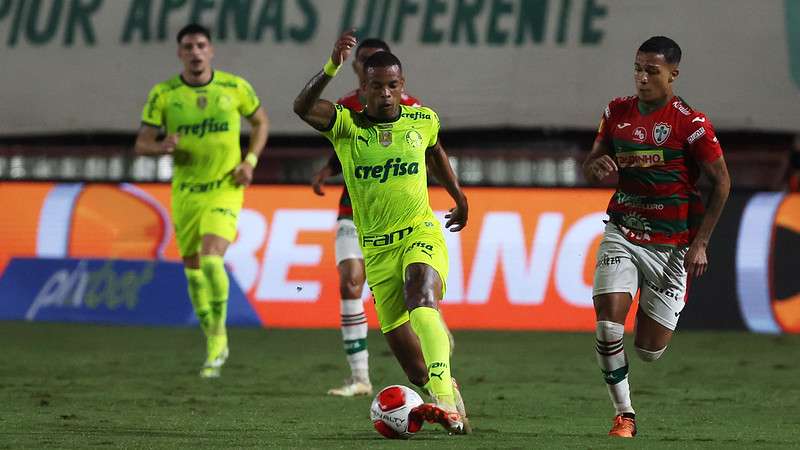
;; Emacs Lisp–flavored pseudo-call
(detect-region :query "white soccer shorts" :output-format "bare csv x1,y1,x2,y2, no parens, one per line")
592,222,689,331
335,218,363,265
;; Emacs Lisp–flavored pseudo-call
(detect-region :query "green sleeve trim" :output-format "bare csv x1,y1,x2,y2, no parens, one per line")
244,101,261,119
320,108,337,132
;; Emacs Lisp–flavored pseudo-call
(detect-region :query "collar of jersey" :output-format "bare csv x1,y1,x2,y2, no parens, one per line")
180,70,215,88
364,106,402,124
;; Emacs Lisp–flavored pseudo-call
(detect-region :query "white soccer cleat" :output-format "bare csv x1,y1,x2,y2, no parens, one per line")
451,378,472,434
327,377,373,397
199,346,229,379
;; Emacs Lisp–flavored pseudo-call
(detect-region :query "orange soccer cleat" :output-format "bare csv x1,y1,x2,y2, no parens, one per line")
608,414,637,438
411,403,466,435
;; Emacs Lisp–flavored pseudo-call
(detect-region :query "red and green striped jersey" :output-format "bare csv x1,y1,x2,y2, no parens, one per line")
595,96,723,245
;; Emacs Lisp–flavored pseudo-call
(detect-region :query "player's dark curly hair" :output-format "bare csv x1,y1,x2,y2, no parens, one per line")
177,23,211,43
363,51,403,73
357,38,391,58
639,36,681,64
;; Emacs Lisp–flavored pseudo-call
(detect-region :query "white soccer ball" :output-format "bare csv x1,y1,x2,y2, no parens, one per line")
370,385,424,439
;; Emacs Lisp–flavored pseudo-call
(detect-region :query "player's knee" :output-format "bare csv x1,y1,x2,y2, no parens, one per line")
339,277,364,299
634,345,667,362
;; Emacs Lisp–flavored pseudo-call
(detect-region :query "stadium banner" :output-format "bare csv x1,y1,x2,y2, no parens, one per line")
0,182,797,333
1,1,799,135
0,257,260,326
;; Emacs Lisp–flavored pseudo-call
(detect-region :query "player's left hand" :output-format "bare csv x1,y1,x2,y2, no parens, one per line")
684,242,708,277
445,203,468,232
233,161,254,187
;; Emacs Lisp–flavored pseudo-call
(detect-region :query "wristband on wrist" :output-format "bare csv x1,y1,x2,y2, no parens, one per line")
323,57,341,77
245,152,258,168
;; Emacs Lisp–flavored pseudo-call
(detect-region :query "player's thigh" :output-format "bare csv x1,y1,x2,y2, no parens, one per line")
383,322,427,385
401,224,448,310
636,245,689,344
365,248,407,333
334,219,363,265
593,224,639,322
201,233,232,256
172,198,203,259
198,196,241,250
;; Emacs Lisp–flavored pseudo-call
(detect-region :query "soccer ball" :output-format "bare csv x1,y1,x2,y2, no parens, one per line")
370,385,424,439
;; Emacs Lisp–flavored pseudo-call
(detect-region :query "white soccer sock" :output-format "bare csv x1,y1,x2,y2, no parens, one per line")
341,298,369,382
595,321,635,415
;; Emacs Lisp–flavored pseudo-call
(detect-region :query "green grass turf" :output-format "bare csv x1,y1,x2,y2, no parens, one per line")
1,322,798,449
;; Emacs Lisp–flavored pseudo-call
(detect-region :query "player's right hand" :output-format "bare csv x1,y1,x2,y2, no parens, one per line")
160,133,179,153
311,171,326,196
331,29,357,66
587,155,618,181
311,164,334,196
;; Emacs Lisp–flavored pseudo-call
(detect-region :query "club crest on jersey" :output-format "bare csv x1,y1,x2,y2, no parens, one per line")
653,122,671,145
196,95,208,109
405,129,423,149
380,130,393,147
633,127,647,142
216,94,233,111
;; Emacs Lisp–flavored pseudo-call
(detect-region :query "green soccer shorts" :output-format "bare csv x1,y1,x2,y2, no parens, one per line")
364,221,449,333
172,189,243,257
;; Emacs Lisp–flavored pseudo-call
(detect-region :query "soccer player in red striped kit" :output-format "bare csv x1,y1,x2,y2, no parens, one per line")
582,36,731,437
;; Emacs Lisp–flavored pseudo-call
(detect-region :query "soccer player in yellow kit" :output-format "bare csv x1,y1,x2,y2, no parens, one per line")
294,30,470,434
135,24,269,378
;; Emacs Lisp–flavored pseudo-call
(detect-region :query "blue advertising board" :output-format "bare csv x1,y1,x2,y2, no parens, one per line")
0,258,260,326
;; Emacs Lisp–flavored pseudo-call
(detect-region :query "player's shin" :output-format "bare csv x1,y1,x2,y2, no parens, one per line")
340,298,369,382
200,255,229,359
595,321,635,415
184,268,211,337
409,307,455,409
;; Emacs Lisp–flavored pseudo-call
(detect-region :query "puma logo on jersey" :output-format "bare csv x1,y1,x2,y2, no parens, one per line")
357,136,369,145
354,158,420,183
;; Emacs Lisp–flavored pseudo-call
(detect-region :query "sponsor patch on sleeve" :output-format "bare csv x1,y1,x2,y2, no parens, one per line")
687,127,706,145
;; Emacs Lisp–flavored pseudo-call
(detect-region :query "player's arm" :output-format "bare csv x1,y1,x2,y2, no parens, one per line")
685,156,731,277
293,30,357,131
311,153,342,196
582,135,617,183
233,106,269,186
426,141,468,232
134,124,178,156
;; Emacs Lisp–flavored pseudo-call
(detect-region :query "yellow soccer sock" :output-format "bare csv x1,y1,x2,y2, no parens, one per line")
200,255,229,355
410,307,455,408
184,268,211,337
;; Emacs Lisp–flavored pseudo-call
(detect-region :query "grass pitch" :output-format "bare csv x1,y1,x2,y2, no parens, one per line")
1,322,798,449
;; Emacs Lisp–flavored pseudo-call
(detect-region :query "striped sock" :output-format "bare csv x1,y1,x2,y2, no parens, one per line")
595,320,634,415
340,298,369,381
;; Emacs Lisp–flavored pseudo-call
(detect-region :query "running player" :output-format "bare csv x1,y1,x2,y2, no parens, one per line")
583,36,730,437
310,38,421,398
294,30,471,434
135,23,269,378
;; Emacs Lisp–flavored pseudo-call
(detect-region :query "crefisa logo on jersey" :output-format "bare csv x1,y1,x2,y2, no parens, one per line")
653,122,671,145
633,127,647,142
